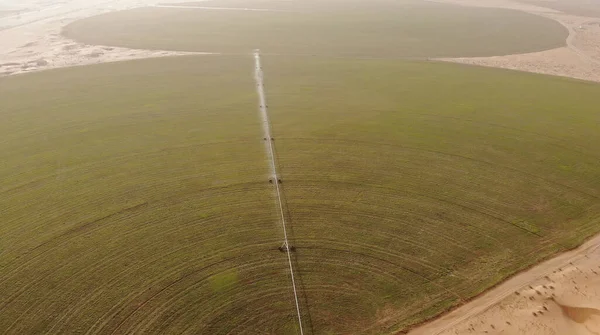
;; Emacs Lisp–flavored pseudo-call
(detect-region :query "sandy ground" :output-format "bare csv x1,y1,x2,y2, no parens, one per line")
431,0,600,83
409,233,600,335
0,0,215,77
437,256,600,335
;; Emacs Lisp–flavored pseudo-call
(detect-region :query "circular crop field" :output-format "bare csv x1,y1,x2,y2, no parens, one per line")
0,56,300,335
62,0,568,58
263,56,600,333
1,54,600,334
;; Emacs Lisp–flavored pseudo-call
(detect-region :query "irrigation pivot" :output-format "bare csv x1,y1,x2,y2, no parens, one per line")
253,49,305,335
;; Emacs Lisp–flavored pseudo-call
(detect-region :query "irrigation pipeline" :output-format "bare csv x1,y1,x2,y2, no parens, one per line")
253,50,305,335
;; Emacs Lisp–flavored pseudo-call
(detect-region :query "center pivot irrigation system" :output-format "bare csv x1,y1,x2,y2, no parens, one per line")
253,49,305,335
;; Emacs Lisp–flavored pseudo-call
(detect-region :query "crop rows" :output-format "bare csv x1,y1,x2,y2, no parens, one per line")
264,56,600,333
2,50,600,335
0,56,300,334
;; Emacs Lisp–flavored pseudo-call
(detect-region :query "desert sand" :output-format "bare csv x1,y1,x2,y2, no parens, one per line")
409,233,600,335
0,0,214,77
437,259,600,335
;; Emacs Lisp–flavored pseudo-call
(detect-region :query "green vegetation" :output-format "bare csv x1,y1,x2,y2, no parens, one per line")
3,1,600,332
0,56,300,334
2,54,600,334
263,56,600,333
63,0,567,58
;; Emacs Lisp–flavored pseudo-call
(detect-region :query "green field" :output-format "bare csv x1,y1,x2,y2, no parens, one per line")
0,56,301,334
3,0,600,333
62,0,568,58
2,53,600,334
264,56,600,333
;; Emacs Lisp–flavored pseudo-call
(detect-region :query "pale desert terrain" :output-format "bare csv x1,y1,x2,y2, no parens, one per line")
0,0,214,76
410,232,600,335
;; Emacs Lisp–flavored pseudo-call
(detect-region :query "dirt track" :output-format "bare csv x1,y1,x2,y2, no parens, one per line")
409,231,600,335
